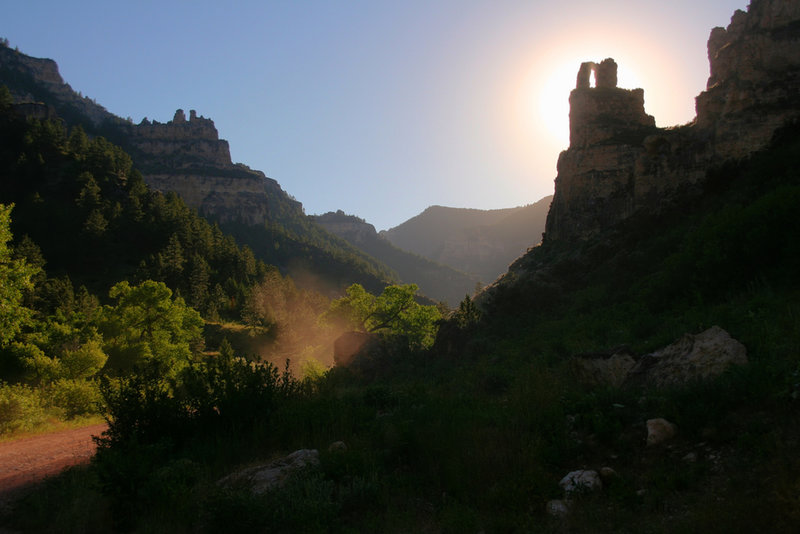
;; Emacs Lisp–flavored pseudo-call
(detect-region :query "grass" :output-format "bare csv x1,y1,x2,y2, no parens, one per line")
0,414,105,443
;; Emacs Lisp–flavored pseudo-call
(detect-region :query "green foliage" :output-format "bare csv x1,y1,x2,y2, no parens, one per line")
98,280,203,374
0,382,47,433
50,378,102,418
0,108,274,320
453,294,481,330
0,204,38,346
326,283,441,348
59,338,107,379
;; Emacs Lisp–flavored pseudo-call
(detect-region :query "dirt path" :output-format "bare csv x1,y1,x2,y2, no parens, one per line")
0,423,107,507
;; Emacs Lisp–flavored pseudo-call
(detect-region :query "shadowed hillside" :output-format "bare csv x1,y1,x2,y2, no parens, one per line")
381,195,552,283
313,211,479,305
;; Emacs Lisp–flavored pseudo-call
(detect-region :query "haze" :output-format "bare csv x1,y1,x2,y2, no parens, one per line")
4,0,746,230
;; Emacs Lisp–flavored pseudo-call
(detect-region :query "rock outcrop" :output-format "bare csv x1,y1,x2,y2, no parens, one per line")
126,109,287,225
131,109,232,167
697,0,800,159
545,0,800,243
217,449,320,494
0,42,303,228
0,43,118,127
646,418,677,447
625,325,748,388
570,326,748,389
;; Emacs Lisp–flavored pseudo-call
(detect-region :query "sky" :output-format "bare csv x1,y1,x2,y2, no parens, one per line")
4,0,748,231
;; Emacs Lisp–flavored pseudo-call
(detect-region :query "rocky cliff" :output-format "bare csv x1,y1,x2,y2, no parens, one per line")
0,42,305,227
545,0,800,243
125,108,293,225
0,43,119,128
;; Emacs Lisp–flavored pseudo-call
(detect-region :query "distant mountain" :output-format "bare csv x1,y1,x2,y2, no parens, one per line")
0,43,394,295
312,211,479,305
380,196,552,283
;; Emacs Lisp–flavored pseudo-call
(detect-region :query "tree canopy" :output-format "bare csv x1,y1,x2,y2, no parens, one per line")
0,204,38,347
98,280,203,374
326,283,441,348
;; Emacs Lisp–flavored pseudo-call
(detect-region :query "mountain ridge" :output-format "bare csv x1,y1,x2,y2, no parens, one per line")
312,210,479,305
381,197,552,283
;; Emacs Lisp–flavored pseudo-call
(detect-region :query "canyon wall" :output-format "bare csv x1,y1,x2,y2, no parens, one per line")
126,109,279,225
545,0,800,243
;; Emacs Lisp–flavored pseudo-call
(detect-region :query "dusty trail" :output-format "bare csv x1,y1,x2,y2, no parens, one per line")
0,423,106,510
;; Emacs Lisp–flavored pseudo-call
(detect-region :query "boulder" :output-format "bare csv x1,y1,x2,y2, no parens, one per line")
328,441,347,453
646,418,677,447
570,346,637,387
546,499,570,518
217,449,319,495
559,470,603,496
599,467,619,482
626,326,747,388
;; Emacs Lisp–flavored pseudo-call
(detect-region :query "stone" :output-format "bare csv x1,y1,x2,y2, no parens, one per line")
570,346,637,387
595,58,618,89
546,499,570,518
599,467,619,482
646,418,677,447
328,441,347,453
559,469,603,496
626,326,747,388
217,449,319,495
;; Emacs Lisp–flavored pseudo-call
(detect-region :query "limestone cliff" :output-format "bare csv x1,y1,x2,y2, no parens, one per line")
0,42,299,227
545,0,800,243
125,108,295,225
0,44,119,127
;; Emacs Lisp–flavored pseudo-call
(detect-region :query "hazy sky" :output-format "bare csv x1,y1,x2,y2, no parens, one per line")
5,0,747,230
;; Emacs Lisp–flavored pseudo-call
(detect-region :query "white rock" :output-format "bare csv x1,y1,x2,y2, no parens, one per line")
217,449,320,494
628,326,747,388
546,499,570,517
559,470,603,496
328,441,347,453
646,418,677,446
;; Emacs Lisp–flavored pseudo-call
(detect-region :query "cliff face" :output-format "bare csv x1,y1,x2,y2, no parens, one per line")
125,109,287,225
0,44,118,127
313,211,378,247
0,43,299,227
545,0,800,243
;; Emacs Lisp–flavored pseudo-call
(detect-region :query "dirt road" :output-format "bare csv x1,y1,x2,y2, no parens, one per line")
0,424,106,503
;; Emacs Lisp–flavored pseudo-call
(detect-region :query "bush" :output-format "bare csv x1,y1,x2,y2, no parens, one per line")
0,382,48,434
50,378,102,418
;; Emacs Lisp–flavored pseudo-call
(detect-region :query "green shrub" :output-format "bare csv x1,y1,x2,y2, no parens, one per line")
0,382,48,434
50,378,102,418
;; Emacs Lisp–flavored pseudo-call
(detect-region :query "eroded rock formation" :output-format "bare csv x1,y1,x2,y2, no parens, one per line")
545,0,800,243
126,109,302,226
